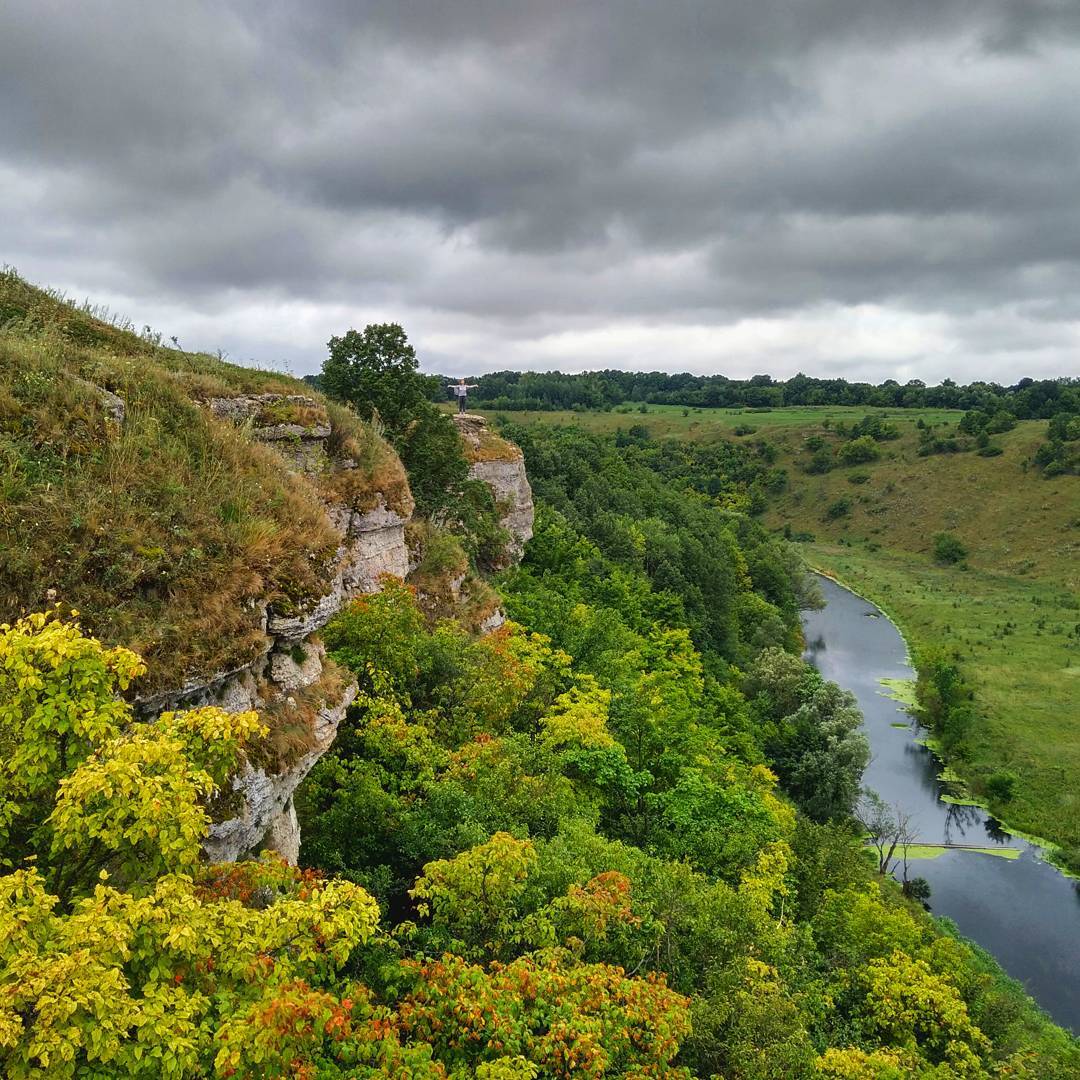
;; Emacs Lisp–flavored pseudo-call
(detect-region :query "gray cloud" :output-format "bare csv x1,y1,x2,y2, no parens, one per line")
2,0,1079,381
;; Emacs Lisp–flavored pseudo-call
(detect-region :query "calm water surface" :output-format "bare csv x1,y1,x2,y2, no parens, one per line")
803,575,1080,1032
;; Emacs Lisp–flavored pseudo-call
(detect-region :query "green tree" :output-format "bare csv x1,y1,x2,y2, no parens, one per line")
321,324,504,555
321,323,431,440
932,532,967,565
746,649,869,822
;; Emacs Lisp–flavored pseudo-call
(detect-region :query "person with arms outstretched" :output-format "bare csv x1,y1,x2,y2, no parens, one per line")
451,378,479,413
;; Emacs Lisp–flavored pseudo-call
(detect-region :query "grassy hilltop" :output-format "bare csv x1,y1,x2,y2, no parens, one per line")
0,269,403,694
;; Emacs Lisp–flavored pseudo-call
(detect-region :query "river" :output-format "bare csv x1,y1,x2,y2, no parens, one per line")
802,574,1080,1032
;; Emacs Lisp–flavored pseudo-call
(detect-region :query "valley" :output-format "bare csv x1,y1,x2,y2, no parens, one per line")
468,401,1080,869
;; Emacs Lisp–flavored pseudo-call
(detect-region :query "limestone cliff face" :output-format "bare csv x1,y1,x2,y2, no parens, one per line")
452,414,535,566
141,393,413,863
140,402,532,865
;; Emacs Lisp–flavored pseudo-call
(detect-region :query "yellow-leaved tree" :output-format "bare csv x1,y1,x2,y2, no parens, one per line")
0,612,381,1077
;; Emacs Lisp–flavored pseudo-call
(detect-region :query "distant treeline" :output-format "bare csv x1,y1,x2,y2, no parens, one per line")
440,369,1079,418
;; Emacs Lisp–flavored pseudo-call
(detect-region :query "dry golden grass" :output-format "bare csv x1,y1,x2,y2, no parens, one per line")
454,418,523,465
459,575,502,633
0,270,410,696
321,401,413,517
253,399,329,429
251,657,350,772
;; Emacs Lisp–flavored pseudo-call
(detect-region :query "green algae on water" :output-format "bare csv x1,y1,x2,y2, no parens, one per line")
899,843,1022,861
878,676,917,706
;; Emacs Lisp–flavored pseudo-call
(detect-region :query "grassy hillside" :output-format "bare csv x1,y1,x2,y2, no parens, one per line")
477,400,1080,865
447,400,964,438
0,269,405,694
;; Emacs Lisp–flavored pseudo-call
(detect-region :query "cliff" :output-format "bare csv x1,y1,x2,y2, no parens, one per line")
0,271,414,862
0,271,537,864
179,393,414,862
452,413,535,565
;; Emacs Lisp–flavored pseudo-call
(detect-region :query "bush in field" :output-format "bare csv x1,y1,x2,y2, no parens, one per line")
933,532,967,565
837,436,881,466
805,448,834,474
986,770,1018,803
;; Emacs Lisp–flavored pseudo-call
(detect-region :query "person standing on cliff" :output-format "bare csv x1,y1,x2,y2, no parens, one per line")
451,377,479,413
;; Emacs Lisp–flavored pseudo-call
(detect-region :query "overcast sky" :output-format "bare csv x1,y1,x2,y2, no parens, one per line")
3,2,1079,383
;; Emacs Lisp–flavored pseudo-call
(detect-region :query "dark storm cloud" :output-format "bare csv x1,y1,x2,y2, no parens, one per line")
2,0,1079,379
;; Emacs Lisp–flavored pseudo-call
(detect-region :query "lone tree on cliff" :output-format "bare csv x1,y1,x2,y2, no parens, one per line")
321,323,436,442
321,323,503,559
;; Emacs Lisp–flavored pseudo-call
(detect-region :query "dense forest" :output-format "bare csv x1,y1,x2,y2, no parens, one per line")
2,280,1078,1077
455,369,1080,419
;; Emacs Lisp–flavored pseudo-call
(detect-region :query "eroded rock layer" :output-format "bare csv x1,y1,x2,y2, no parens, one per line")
149,394,413,863
452,413,535,565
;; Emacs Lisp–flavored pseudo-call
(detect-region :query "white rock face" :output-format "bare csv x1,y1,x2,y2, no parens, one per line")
478,607,507,634
269,641,326,693
263,799,300,866
204,680,357,863
470,457,534,562
452,414,535,565
148,393,415,864
343,503,411,591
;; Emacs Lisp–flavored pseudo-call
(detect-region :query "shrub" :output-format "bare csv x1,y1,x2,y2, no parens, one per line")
986,771,1018,803
804,448,834,475
837,436,881,466
985,411,1017,434
825,497,852,520
933,532,967,565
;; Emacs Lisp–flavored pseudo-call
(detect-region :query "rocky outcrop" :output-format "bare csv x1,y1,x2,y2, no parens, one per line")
146,393,414,863
452,414,534,565
202,675,357,863
141,399,533,864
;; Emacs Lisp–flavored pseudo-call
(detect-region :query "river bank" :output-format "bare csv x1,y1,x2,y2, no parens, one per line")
802,574,1080,1031
799,540,1080,875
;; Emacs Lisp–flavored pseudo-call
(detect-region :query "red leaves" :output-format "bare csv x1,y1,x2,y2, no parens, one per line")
568,871,641,937
395,951,691,1077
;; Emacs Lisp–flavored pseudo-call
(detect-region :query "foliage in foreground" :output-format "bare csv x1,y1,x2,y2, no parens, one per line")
298,559,1080,1077
0,612,697,1077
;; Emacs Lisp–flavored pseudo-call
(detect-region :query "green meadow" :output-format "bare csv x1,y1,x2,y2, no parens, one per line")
451,400,963,439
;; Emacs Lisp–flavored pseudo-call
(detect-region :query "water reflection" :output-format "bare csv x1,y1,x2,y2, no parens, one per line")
803,574,1080,1032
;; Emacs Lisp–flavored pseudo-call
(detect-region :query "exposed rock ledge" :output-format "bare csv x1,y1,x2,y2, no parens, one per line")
452,413,534,566
202,677,358,863
144,393,413,864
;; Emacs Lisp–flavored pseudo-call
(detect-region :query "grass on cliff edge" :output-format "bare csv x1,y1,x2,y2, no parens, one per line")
0,269,402,694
